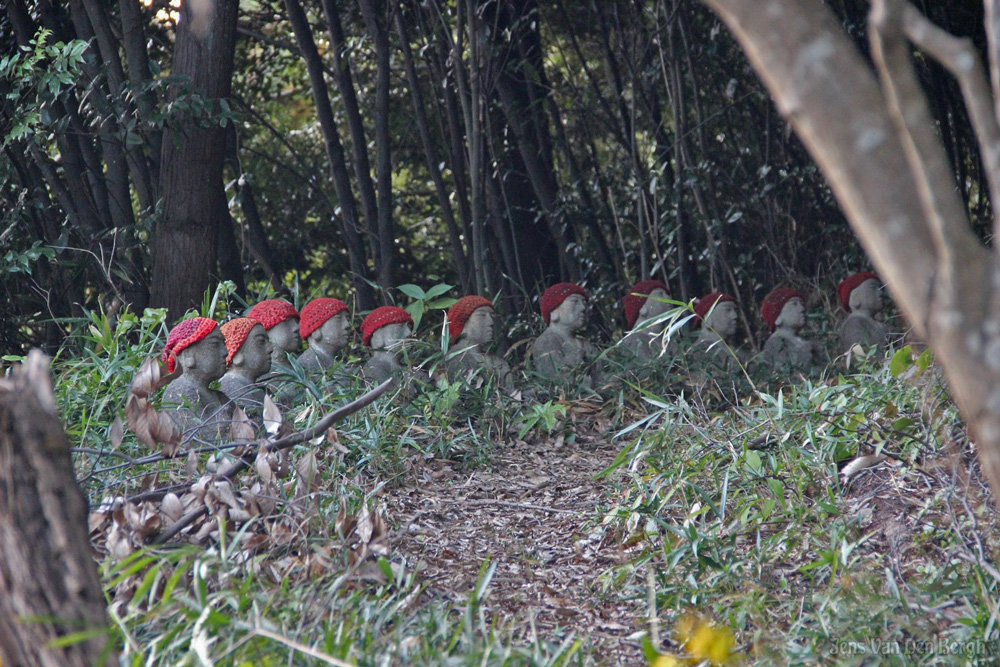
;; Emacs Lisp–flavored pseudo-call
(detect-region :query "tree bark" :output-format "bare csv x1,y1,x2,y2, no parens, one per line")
150,0,239,318
0,351,117,667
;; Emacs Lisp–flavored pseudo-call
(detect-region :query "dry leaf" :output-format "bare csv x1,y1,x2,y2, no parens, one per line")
255,448,274,484
263,394,282,438
161,493,184,523
109,415,124,451
357,503,374,544
230,406,255,446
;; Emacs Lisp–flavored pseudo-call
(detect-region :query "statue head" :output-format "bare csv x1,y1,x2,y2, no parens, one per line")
221,317,272,380
837,271,882,316
761,287,807,333
162,317,227,384
248,299,301,357
361,306,414,351
300,298,351,357
541,282,588,334
624,279,671,330
448,295,495,347
695,292,739,340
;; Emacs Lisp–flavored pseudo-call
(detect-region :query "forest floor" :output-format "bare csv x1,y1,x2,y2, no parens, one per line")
386,420,645,663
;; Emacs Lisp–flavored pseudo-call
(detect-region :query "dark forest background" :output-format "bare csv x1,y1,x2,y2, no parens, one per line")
0,0,990,353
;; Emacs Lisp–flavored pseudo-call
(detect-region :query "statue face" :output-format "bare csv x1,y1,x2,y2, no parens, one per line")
180,328,227,384
551,294,587,333
638,288,671,321
313,311,350,356
776,297,806,331
850,278,883,314
706,301,739,340
268,318,301,354
460,307,495,346
371,322,412,351
235,323,272,379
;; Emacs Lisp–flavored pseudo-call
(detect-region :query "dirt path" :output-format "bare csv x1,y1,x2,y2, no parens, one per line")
385,425,646,663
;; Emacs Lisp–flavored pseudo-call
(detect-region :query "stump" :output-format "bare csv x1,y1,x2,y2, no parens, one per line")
0,351,116,666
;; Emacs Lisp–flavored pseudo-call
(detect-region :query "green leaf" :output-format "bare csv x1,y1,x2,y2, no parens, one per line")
745,450,762,475
915,348,933,375
889,345,913,378
397,284,425,300
424,283,454,299
426,297,458,310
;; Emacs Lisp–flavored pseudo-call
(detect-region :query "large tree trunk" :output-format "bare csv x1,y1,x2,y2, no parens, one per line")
0,351,117,666
150,0,239,318
700,0,1000,499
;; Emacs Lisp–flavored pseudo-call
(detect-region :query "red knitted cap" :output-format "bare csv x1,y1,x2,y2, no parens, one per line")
447,295,494,342
837,271,879,311
761,287,806,332
300,298,349,340
247,299,299,330
540,282,588,324
220,318,261,367
361,306,413,347
161,317,218,374
623,279,669,329
694,292,737,324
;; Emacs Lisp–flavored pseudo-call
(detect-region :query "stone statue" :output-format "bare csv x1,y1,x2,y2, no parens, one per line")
689,292,745,370
760,287,823,375
530,282,598,382
297,298,351,373
622,279,676,358
160,317,232,438
361,306,416,385
219,317,272,413
444,295,512,386
837,271,889,354
247,299,301,370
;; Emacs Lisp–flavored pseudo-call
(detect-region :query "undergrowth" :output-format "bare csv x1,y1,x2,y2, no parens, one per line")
25,295,1000,665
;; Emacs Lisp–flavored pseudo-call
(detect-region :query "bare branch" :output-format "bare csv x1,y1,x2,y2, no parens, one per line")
869,0,984,280
901,4,1000,244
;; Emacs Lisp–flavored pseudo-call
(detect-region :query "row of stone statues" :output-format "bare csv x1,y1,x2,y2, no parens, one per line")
158,271,891,439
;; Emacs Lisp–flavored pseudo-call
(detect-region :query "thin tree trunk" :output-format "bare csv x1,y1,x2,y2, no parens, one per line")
0,352,117,667
150,0,239,318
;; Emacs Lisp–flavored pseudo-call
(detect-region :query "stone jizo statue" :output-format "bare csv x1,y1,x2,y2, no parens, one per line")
531,282,598,382
760,287,822,375
361,306,416,385
247,299,300,370
219,317,272,413
622,279,675,358
837,271,889,354
445,295,512,386
298,298,351,373
160,317,232,437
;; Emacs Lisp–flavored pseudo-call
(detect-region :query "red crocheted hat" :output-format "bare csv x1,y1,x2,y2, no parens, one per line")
540,282,588,325
247,299,299,330
447,295,494,342
220,317,261,367
837,271,879,312
761,287,806,332
623,279,669,329
161,317,218,374
361,306,413,347
299,298,349,340
694,292,737,324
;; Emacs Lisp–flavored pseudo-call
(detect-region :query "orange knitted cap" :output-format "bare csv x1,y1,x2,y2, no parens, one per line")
300,298,349,340
361,306,413,347
247,299,299,330
220,317,261,367
761,287,805,332
837,271,879,311
540,282,588,324
161,317,218,374
447,295,494,342
694,292,736,324
623,279,669,329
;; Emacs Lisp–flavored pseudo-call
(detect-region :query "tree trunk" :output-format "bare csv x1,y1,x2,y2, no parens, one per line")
150,0,239,318
0,351,117,667
699,0,1000,498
